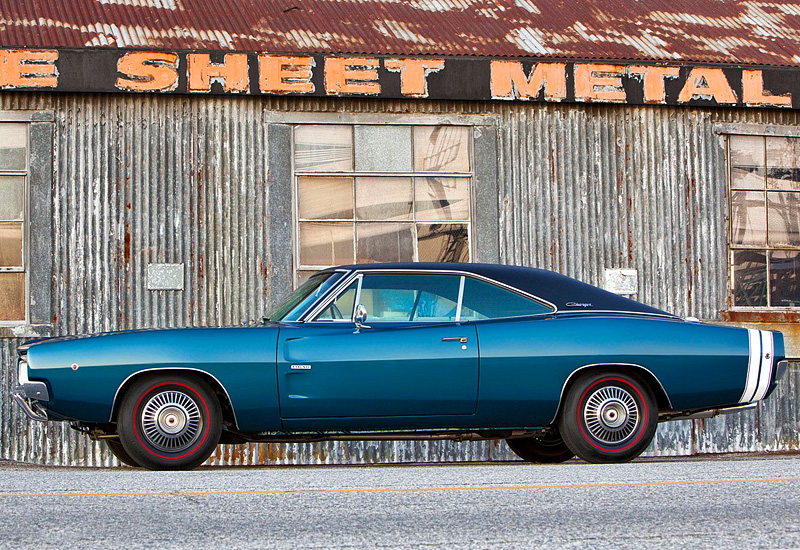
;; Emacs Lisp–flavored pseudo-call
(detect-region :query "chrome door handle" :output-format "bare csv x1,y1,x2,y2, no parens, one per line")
442,337,468,343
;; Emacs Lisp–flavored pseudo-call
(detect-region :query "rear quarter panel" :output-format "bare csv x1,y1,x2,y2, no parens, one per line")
474,315,751,427
25,327,280,431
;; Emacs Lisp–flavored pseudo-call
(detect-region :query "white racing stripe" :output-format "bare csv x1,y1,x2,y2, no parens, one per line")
752,330,775,402
740,328,761,404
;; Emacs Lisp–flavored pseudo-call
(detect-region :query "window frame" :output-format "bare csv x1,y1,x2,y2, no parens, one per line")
302,269,557,324
0,122,29,325
291,123,475,284
726,131,800,311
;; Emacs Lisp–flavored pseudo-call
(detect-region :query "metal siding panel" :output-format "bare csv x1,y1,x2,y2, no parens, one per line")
1,93,800,465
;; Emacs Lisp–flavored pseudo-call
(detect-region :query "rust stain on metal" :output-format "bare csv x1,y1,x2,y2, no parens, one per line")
0,1,799,67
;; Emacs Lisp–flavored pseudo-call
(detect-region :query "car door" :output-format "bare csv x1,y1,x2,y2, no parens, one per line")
277,273,479,421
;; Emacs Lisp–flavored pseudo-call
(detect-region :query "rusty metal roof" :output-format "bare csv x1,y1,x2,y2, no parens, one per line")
1,0,799,66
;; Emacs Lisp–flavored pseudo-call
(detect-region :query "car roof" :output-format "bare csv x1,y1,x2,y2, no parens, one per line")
324,262,671,316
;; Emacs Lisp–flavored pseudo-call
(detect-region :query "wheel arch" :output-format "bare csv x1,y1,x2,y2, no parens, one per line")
550,363,672,425
109,368,239,430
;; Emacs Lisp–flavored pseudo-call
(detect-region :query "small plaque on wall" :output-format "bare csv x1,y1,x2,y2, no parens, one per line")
147,263,184,291
603,268,638,295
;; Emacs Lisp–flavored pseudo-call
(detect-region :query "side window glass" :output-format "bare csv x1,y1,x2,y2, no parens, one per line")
460,277,553,320
316,280,358,320
359,274,460,322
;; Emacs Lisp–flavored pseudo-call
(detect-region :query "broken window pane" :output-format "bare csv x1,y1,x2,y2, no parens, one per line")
770,250,800,307
729,135,764,190
355,177,412,221
356,223,414,263
767,137,800,191
354,126,412,172
0,272,24,320
0,222,23,267
298,177,354,219
732,250,767,307
415,177,470,221
414,126,470,172
767,192,800,246
299,222,354,266
0,176,24,220
294,125,353,171
417,223,469,262
730,191,766,246
0,123,27,171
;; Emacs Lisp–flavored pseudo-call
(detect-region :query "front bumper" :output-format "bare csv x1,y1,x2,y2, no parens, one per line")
11,382,50,422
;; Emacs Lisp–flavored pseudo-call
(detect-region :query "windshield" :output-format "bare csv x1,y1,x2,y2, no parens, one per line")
264,272,343,322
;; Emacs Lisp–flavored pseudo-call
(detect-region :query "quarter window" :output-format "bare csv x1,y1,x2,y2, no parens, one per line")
460,277,553,319
294,125,472,285
0,123,27,322
728,135,800,308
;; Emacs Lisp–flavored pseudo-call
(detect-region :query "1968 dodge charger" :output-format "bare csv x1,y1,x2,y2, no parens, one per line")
12,263,788,470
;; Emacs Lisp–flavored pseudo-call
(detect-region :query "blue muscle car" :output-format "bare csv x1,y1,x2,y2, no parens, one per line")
12,263,788,470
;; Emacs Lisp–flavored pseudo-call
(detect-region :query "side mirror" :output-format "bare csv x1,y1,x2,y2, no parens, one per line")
354,304,370,329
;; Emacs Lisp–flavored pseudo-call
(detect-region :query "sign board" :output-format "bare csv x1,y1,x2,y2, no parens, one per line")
1,48,798,109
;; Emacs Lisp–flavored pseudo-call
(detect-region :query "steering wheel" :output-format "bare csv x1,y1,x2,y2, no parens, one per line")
329,303,344,320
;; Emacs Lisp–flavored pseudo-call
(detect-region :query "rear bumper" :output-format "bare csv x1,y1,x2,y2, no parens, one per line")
11,383,50,422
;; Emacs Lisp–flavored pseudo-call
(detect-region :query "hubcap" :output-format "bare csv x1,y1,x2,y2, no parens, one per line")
583,385,640,445
140,390,203,453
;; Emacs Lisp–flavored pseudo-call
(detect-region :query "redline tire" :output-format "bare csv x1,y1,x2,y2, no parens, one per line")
559,371,658,464
105,439,140,467
118,374,222,471
506,433,575,463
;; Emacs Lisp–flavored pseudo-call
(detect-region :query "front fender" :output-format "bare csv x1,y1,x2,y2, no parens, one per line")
25,327,280,431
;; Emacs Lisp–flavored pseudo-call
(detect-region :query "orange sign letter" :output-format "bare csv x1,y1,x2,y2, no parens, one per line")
188,53,249,93
259,55,315,94
0,49,58,89
678,67,737,104
742,70,791,108
574,64,626,102
116,51,179,92
384,58,444,98
627,65,680,104
490,60,566,101
324,57,380,95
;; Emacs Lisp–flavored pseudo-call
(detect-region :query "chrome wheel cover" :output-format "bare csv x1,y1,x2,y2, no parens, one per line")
583,385,640,445
140,390,203,453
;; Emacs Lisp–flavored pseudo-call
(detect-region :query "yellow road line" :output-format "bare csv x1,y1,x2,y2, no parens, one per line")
1,477,799,498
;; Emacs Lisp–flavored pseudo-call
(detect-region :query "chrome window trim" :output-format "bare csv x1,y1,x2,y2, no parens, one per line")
550,362,673,424
554,310,680,320
110,367,240,429
455,276,465,322
301,268,557,323
299,270,360,322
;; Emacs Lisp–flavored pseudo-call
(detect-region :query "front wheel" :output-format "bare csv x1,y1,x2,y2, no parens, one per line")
117,374,222,471
558,371,658,464
506,433,574,463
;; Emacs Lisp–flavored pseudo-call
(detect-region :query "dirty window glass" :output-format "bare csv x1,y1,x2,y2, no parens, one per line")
294,125,353,172
729,134,800,308
294,125,472,285
0,123,26,322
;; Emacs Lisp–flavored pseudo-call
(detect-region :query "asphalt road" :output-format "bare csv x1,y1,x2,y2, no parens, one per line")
0,455,798,549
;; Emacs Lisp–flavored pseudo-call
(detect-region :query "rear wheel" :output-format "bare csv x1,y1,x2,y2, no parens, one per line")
118,374,222,471
105,439,140,467
559,371,658,464
506,433,574,463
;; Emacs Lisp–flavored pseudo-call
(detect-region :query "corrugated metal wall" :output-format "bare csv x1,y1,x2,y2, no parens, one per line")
1,92,798,466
